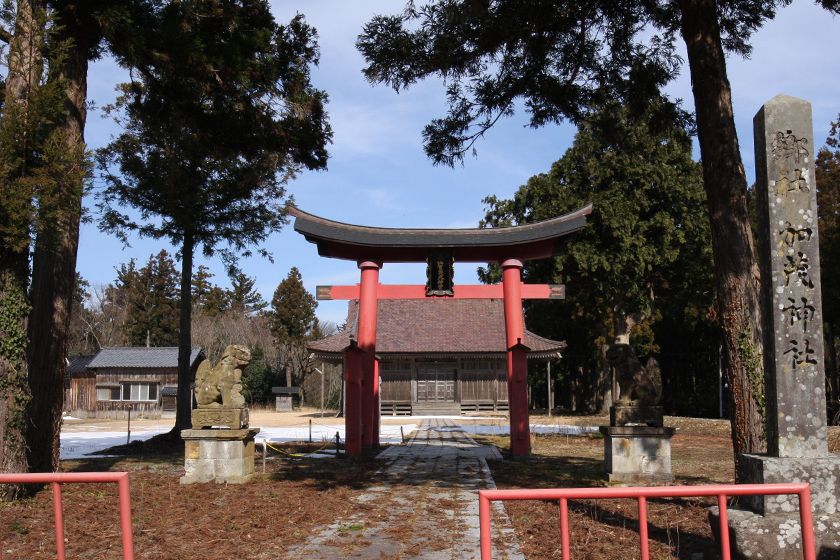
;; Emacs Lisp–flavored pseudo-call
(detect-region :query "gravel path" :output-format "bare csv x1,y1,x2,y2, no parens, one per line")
286,418,524,559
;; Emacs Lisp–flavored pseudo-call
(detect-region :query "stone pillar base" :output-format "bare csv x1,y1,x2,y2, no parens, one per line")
600,426,675,484
737,453,840,515
180,428,259,484
709,507,840,559
711,452,840,559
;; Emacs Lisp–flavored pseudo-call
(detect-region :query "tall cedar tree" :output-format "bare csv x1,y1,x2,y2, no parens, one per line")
481,103,712,411
270,267,317,342
1,0,141,477
0,0,48,490
269,267,317,387
0,0,95,485
116,251,180,347
816,115,840,418
25,0,135,475
191,265,228,316
98,2,331,433
226,267,267,315
357,0,840,472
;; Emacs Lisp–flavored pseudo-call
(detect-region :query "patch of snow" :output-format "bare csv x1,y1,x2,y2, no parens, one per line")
60,429,169,460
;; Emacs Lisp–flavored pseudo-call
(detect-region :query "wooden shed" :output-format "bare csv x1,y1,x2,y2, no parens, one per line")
309,299,564,416
66,347,203,419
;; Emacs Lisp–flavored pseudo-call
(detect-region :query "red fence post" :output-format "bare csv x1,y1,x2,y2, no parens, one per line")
479,491,492,560
637,496,649,560
798,488,816,560
559,497,570,560
717,494,731,560
52,482,66,560
117,473,136,560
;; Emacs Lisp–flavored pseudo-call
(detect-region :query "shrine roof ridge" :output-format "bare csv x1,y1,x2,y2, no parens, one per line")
289,204,592,261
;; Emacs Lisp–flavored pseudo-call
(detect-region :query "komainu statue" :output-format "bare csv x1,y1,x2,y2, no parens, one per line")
606,343,662,407
194,345,251,409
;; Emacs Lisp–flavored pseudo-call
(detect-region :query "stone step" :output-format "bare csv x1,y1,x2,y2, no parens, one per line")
411,402,461,416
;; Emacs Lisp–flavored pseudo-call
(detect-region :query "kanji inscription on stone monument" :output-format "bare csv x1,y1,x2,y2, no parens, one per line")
755,94,828,458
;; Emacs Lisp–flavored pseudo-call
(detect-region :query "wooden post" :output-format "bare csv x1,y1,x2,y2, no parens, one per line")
547,361,552,417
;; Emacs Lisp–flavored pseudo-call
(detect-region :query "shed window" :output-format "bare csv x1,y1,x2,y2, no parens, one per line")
96,386,121,401
121,382,158,402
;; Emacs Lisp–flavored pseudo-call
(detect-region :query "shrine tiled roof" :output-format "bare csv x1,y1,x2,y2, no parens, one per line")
309,299,565,358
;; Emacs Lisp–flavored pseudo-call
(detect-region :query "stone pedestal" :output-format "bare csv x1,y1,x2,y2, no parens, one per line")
600,426,674,484
180,428,259,484
191,407,248,429
712,453,840,559
709,506,840,560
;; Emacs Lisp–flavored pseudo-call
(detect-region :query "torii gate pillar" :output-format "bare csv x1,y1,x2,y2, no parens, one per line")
357,261,381,449
502,259,530,457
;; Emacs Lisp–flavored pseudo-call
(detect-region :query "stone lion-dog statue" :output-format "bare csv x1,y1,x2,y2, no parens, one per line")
606,343,661,407
194,344,251,409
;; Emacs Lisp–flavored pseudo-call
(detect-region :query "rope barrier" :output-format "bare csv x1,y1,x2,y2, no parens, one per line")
261,439,333,458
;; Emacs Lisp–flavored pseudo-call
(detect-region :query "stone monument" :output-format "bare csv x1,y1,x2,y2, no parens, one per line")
599,343,675,483
711,95,840,558
181,345,260,484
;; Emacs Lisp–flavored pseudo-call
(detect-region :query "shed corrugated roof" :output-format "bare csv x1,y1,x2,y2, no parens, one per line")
87,347,203,369
309,299,565,356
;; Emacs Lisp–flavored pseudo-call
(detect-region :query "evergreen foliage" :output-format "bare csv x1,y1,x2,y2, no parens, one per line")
269,267,317,344
116,250,180,347
482,103,714,412
97,1,331,431
226,266,267,315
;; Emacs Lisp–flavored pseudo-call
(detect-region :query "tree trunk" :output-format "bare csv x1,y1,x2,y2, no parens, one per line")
25,2,90,473
0,0,45,495
825,322,838,424
174,233,195,433
678,0,766,473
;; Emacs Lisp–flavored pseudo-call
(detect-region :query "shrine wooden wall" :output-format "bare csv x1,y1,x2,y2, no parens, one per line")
379,356,507,406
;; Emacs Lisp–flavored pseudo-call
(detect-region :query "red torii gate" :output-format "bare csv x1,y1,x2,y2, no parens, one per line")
290,205,592,457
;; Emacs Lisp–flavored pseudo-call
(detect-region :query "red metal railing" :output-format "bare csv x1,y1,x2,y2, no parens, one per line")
0,471,135,560
479,482,816,560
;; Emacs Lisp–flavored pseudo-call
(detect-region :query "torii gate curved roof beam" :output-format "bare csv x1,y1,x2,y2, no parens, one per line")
289,204,592,262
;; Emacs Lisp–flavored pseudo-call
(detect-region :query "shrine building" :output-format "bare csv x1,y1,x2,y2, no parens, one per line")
309,298,565,416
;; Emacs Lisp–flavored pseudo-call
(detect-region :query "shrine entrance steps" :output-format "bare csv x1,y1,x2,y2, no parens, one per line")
410,402,462,416
286,418,523,559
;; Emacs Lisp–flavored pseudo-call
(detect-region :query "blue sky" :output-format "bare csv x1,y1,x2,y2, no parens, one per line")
77,2,840,326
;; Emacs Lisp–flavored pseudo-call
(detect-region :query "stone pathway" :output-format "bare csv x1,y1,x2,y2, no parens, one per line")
286,418,525,559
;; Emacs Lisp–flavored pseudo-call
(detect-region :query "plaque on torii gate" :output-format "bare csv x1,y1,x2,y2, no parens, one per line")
290,204,592,457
